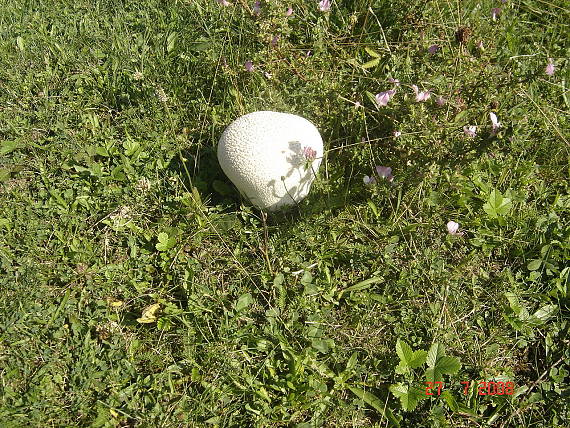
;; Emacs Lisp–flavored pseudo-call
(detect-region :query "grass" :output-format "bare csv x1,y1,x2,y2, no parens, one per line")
0,0,568,426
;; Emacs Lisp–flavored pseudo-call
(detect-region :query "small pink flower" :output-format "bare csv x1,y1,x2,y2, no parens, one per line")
375,165,394,182
476,41,485,51
447,221,463,236
244,60,254,72
270,35,279,47
354,101,362,108
393,130,401,138
436,96,446,106
286,7,293,16
303,146,317,161
253,1,261,15
463,125,477,137
363,175,376,185
490,112,501,135
428,44,439,55
318,0,331,12
306,50,312,57
501,0,507,3
375,90,396,107
388,77,400,86
217,0,230,6
412,84,431,102
491,7,501,21
545,58,555,76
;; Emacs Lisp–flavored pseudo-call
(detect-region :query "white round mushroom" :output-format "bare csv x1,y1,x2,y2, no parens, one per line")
217,111,323,212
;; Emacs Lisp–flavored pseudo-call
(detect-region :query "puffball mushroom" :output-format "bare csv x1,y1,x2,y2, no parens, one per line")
217,111,323,211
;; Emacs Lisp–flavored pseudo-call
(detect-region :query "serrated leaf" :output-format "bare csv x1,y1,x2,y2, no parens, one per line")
483,189,512,218
362,58,380,69
396,340,427,369
427,343,446,367
425,367,440,383
156,232,176,251
348,386,400,426
396,339,414,364
389,384,426,411
437,356,461,374
364,46,381,57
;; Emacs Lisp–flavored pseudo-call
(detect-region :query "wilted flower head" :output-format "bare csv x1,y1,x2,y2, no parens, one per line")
388,77,400,86
375,89,396,107
244,60,254,72
354,101,362,108
412,84,431,102
463,125,477,138
286,7,293,16
393,130,401,138
217,0,230,6
545,58,555,76
270,35,279,47
363,175,376,185
428,44,439,55
476,40,485,51
318,0,331,12
303,146,317,161
375,165,394,182
253,1,261,15
133,71,143,81
155,86,168,103
435,96,446,106
491,7,501,21
490,112,501,135
446,221,463,236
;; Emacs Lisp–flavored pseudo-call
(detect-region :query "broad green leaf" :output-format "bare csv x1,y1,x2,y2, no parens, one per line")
16,36,24,51
483,189,512,218
365,46,381,57
235,292,253,312
137,303,160,323
441,390,458,412
396,340,427,369
427,343,446,367
527,259,542,271
156,232,176,251
426,343,461,382
1,141,19,156
339,276,382,297
531,304,557,324
167,32,177,53
389,384,426,411
505,292,529,320
346,351,358,372
396,339,414,364
437,356,461,374
362,58,380,69
349,386,400,426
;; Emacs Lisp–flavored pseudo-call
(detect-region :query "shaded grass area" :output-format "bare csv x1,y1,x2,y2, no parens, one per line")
1,0,568,426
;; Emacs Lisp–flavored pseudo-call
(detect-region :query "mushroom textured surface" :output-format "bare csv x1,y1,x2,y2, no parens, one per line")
217,111,323,211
